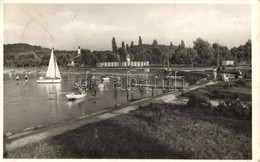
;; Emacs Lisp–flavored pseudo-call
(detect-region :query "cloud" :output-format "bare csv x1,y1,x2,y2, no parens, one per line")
145,12,168,19
4,4,251,50
4,22,23,31
55,11,74,18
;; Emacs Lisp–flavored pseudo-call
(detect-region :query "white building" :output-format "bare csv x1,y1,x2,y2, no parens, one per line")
77,46,81,55
126,54,131,66
222,59,234,66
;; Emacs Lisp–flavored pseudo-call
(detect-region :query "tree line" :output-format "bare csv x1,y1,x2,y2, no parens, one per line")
4,37,251,68
112,36,251,67
4,45,77,68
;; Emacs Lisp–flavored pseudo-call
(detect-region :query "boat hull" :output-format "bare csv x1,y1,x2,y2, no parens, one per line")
103,77,110,82
37,79,62,83
66,92,87,100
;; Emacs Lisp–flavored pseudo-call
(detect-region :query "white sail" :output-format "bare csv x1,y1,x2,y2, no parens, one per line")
46,49,61,79
54,58,61,78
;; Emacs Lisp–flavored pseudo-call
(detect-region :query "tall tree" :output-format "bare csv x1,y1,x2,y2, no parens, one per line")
152,39,158,47
121,41,125,48
230,40,251,65
187,48,198,69
193,38,214,65
212,43,220,66
170,42,174,49
213,43,232,66
41,54,50,66
151,46,162,64
95,51,108,62
126,44,129,52
117,47,128,61
130,41,136,54
57,53,73,67
15,53,28,67
130,41,134,49
175,48,188,64
244,39,251,63
162,48,174,69
138,36,143,46
219,46,232,60
79,49,92,67
14,51,39,67
112,37,117,53
180,40,185,49
230,47,238,66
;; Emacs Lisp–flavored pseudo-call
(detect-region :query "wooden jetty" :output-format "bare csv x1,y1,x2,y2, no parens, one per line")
129,84,184,90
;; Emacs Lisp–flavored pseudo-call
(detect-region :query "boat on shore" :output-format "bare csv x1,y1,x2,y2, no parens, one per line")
37,48,61,83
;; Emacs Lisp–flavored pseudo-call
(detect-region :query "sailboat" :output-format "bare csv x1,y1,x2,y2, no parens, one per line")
37,48,62,83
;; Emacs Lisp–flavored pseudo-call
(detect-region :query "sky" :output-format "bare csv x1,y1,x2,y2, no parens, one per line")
4,3,251,51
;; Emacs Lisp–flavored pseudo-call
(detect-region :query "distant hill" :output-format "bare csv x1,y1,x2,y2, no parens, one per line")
4,43,49,54
3,43,79,56
3,43,78,67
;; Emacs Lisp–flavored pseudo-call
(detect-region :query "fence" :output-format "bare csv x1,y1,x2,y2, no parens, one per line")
96,61,149,68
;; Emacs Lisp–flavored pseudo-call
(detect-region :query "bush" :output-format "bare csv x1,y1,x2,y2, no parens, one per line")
234,79,247,87
187,92,211,107
211,90,239,100
183,88,214,99
212,98,251,119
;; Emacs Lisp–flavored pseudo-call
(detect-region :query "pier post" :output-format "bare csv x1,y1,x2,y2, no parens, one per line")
182,78,184,89
174,71,178,90
131,90,134,101
126,89,129,103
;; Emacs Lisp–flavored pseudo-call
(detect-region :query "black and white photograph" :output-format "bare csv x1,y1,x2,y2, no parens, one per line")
2,0,259,160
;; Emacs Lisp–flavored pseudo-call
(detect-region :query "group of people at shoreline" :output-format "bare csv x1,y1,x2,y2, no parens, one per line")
212,66,244,82
15,73,28,82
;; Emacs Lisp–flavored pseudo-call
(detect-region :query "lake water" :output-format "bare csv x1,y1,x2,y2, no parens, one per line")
4,72,187,134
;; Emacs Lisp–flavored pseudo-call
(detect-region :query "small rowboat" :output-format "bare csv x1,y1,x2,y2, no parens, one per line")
66,91,87,100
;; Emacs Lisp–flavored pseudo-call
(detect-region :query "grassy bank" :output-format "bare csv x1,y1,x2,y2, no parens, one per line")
184,80,251,101
182,79,252,119
5,103,251,159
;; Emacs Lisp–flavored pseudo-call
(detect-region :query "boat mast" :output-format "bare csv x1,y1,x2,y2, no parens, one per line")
53,48,56,79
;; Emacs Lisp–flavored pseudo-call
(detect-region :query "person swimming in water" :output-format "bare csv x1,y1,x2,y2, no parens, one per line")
25,73,28,81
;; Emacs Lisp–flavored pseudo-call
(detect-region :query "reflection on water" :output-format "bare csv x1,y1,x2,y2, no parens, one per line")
66,97,87,109
113,88,118,99
4,72,188,134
